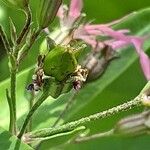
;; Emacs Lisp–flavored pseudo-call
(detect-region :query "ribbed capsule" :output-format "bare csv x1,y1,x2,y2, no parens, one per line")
37,0,62,29
114,111,150,136
1,0,29,9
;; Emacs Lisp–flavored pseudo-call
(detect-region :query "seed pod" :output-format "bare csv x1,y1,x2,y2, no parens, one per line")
114,111,150,136
83,46,117,82
37,0,62,29
43,46,77,81
1,0,29,9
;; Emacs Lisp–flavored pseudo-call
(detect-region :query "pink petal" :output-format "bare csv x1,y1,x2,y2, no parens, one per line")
57,5,65,19
68,0,83,19
131,38,150,80
130,37,144,54
85,25,130,39
105,40,129,49
77,35,97,48
73,25,97,48
139,52,150,80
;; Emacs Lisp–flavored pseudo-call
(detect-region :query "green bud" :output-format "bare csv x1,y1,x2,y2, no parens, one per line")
43,46,78,81
37,0,62,29
1,0,29,9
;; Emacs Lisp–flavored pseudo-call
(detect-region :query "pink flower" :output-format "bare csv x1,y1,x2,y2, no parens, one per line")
47,0,150,80
57,0,83,29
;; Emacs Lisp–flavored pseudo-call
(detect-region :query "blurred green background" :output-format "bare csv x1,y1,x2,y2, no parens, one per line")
0,0,150,150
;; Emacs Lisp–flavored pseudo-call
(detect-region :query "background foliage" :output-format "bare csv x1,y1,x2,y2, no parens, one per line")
0,0,150,149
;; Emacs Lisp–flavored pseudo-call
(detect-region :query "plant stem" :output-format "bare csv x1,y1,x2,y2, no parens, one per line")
27,97,141,139
12,28,41,135
74,129,114,143
6,89,15,133
17,90,49,139
10,68,17,134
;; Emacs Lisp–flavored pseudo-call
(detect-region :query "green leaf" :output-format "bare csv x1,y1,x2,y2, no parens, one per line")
0,126,33,150
9,17,17,45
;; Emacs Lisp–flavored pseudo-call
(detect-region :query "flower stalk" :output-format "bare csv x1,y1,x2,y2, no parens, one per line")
5,89,15,133
26,96,142,139
17,88,50,139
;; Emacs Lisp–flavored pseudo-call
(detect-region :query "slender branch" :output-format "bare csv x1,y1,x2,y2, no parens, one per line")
17,90,49,139
6,89,15,134
16,6,32,45
74,129,114,143
0,25,11,53
27,96,142,139
10,68,17,134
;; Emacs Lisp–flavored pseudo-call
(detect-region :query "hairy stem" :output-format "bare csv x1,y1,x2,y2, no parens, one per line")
27,97,141,139
10,68,17,134
17,91,49,139
6,89,15,133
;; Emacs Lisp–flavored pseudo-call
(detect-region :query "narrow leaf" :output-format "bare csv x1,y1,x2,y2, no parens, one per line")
9,17,17,45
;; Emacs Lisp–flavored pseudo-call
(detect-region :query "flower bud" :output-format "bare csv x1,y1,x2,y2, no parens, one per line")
37,0,62,29
1,0,29,9
114,111,150,136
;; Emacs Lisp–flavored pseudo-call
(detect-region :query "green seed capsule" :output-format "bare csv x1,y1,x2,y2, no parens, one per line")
1,0,29,9
37,0,62,29
43,46,77,81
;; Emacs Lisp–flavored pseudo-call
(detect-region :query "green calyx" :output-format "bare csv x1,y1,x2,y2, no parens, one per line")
43,46,78,81
1,0,29,9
